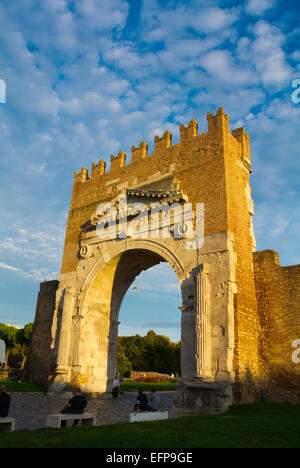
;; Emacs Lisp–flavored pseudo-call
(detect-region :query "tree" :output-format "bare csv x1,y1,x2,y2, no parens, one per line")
0,323,18,368
16,323,33,368
117,348,132,377
117,330,181,375
118,335,146,366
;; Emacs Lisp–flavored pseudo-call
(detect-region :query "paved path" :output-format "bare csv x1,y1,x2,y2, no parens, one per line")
9,392,175,431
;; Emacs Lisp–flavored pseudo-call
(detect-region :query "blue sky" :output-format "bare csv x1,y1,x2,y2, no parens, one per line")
0,0,299,342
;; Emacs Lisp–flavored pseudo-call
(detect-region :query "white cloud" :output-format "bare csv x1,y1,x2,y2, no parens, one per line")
238,21,292,87
190,7,239,33
245,0,275,16
0,223,66,282
200,49,256,85
141,3,238,42
60,92,122,117
129,263,180,298
0,262,21,272
193,87,265,121
76,0,129,31
253,198,300,265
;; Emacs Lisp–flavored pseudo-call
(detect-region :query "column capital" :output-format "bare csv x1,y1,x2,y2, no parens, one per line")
196,263,211,275
178,305,194,312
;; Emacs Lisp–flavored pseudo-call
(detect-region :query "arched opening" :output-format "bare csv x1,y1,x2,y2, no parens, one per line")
116,262,181,379
72,246,184,394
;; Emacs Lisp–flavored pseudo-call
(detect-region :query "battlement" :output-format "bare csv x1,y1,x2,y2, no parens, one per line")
73,107,250,184
131,141,148,163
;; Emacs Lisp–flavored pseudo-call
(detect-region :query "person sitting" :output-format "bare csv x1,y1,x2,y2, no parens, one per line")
60,388,87,427
148,388,163,412
0,385,11,417
134,389,151,412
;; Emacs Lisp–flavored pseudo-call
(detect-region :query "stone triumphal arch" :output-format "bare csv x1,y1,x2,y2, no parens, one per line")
27,108,300,412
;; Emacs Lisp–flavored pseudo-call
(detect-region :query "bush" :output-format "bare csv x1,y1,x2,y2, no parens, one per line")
135,375,168,383
8,345,23,368
168,377,181,383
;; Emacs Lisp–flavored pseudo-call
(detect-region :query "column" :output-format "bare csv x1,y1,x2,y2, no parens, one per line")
179,305,195,381
195,264,211,379
55,287,75,374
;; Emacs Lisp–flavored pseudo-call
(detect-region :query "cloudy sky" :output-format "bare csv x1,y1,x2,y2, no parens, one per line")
0,0,299,341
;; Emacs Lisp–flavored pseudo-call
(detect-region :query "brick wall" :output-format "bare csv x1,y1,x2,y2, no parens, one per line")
25,280,58,386
254,250,300,403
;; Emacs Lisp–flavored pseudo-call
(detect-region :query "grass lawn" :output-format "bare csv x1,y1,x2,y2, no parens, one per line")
0,378,46,393
121,379,177,392
0,376,176,393
0,402,299,448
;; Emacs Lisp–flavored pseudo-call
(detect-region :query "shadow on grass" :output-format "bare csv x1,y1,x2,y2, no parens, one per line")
0,402,300,448
121,380,177,392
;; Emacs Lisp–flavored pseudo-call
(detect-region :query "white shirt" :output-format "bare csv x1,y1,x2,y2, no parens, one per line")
113,378,120,387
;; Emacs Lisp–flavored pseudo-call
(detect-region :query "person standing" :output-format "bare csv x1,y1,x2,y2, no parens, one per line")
112,375,121,398
0,385,11,417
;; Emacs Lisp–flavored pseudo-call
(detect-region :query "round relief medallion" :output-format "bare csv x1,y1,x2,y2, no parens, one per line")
79,245,89,258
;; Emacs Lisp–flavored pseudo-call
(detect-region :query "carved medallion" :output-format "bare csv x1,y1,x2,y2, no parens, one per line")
79,245,90,259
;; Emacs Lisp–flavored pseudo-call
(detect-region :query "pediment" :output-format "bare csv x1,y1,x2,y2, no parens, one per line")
81,188,188,233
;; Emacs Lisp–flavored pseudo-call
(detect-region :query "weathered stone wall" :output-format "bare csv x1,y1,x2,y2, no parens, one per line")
254,250,300,403
222,125,261,402
25,280,59,386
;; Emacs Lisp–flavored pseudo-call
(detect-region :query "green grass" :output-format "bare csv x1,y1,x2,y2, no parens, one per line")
121,379,177,392
0,378,46,393
0,403,300,448
0,376,175,394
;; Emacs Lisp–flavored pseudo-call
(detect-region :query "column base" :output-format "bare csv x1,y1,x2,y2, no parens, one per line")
54,366,69,375
48,368,71,394
172,381,233,415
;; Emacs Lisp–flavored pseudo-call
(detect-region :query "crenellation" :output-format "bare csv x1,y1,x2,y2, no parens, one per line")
232,127,250,161
155,130,172,153
79,167,89,182
207,107,230,140
74,109,234,181
91,159,106,178
110,151,126,172
131,141,148,163
180,118,198,141
99,159,106,175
